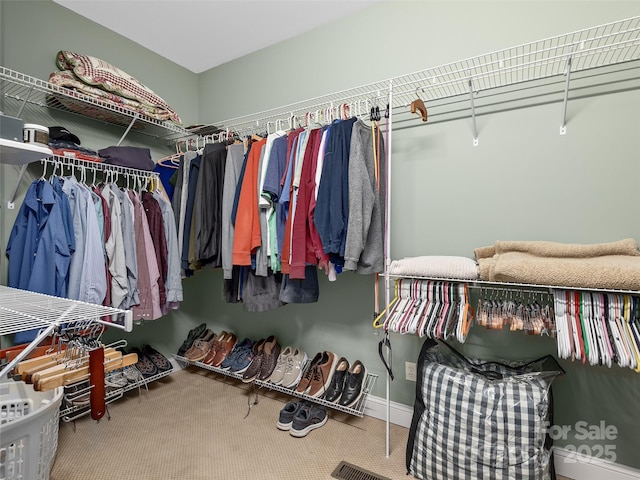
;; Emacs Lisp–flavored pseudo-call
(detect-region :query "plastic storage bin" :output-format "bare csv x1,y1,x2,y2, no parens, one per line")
0,381,63,480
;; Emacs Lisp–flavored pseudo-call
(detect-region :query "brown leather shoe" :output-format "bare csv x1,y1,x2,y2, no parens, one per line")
241,338,267,383
184,329,216,362
295,351,323,394
203,331,228,365
209,332,237,367
258,336,281,381
307,351,338,398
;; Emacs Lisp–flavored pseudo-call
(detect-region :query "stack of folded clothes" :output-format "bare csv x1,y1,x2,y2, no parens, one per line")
48,50,182,125
475,238,640,290
48,126,103,162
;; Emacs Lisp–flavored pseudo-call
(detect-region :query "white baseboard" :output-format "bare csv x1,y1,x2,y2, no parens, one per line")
363,393,413,428
553,447,640,480
362,395,640,480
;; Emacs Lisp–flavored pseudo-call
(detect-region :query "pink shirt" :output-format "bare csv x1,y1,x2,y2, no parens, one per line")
128,191,162,321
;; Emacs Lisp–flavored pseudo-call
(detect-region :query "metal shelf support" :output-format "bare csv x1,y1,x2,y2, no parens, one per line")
469,76,479,147
560,49,574,135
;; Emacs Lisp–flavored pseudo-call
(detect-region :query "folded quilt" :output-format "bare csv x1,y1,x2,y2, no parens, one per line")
388,256,479,280
51,50,182,125
49,71,179,123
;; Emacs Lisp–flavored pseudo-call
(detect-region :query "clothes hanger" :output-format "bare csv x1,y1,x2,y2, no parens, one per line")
29,348,123,384
410,87,428,122
40,158,48,180
34,352,138,392
158,141,184,168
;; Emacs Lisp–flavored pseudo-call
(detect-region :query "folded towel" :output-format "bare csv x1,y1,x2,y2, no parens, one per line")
477,256,496,281
474,245,496,260
493,238,639,258
492,252,640,290
388,256,479,280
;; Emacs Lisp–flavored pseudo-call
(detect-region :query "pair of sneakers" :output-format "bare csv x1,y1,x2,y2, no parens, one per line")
268,346,308,388
220,338,254,373
276,400,328,437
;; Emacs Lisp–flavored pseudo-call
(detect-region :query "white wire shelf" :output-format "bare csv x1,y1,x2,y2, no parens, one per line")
208,16,640,134
384,274,640,297
174,354,377,417
0,285,133,336
0,66,190,140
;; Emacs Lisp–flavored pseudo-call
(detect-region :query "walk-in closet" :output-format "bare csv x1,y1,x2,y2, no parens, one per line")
1,1,640,480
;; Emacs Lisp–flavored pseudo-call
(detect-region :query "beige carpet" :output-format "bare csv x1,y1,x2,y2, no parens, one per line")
50,367,574,480
50,367,410,480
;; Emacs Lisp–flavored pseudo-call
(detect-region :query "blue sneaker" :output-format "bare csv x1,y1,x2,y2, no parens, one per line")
220,338,253,370
229,342,257,374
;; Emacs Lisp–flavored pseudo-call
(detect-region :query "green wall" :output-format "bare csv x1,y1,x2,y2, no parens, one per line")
2,0,640,470
194,0,640,469
0,0,198,285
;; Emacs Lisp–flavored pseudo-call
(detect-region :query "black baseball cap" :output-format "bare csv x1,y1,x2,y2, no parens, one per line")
49,126,81,145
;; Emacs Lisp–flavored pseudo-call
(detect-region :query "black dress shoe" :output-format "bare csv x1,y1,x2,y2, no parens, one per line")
338,360,367,408
323,357,349,403
177,323,207,356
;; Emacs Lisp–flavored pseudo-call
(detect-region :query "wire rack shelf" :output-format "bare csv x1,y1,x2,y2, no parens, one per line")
0,286,133,337
209,16,640,134
0,66,190,140
174,355,377,417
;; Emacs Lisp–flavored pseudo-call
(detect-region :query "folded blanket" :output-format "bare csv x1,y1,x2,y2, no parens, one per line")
55,50,182,125
474,245,496,260
494,238,639,258
49,71,180,123
388,256,479,280
491,252,640,290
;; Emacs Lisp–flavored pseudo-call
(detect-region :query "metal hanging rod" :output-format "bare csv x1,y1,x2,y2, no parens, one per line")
44,155,160,180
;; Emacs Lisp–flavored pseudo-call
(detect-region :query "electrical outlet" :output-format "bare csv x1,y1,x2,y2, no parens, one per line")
405,361,417,382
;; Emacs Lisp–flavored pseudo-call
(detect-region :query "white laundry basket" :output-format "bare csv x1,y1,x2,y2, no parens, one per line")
0,381,63,480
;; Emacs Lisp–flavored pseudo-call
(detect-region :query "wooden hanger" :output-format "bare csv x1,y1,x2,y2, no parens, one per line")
28,348,123,384
34,352,138,392
410,98,428,122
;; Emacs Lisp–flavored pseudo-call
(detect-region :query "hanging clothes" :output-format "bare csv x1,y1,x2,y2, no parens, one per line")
112,185,139,309
62,176,107,305
180,152,202,274
343,119,386,274
129,190,162,321
101,183,128,311
142,191,168,309
233,138,267,266
221,143,246,280
289,127,322,279
7,179,72,343
314,117,357,269
153,190,183,309
194,142,227,267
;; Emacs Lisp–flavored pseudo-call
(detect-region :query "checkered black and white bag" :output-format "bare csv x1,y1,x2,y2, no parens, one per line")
406,340,564,480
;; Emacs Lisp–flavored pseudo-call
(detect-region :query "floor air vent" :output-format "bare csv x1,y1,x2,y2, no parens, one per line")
331,461,392,480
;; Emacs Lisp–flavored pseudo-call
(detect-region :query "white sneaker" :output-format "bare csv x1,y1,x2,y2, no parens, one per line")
269,346,293,385
281,348,308,389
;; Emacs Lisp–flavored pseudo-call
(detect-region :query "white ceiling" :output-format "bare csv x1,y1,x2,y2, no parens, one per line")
53,0,382,74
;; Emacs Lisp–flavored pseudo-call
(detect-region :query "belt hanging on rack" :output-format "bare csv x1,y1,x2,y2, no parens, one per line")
378,330,394,381
89,346,106,421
